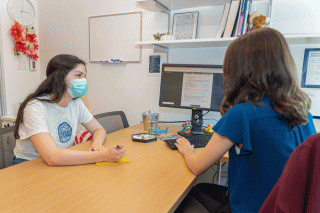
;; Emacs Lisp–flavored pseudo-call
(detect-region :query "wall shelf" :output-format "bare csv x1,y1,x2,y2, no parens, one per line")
136,34,320,51
136,38,235,50
136,0,320,53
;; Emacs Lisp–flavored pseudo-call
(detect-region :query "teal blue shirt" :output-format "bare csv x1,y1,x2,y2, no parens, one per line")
213,97,316,213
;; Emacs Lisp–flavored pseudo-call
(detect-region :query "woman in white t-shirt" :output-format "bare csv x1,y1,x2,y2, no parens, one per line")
12,54,126,166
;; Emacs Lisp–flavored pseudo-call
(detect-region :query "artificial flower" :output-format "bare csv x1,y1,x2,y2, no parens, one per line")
20,36,27,44
14,43,27,55
10,21,25,42
27,47,36,55
27,27,35,34
30,54,39,61
26,33,37,43
10,22,39,61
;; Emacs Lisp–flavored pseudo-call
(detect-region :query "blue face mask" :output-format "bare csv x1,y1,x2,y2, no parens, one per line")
67,78,88,98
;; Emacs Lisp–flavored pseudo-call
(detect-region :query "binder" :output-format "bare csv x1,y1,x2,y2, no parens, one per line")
223,0,241,38
216,2,231,38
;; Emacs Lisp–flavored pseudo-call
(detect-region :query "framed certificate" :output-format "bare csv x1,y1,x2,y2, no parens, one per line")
172,11,199,40
301,48,320,88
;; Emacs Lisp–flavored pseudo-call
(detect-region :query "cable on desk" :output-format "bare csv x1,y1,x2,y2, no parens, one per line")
158,121,188,123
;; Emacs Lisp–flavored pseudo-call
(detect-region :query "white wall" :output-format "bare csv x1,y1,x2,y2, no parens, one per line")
37,0,320,127
0,0,41,116
38,0,171,126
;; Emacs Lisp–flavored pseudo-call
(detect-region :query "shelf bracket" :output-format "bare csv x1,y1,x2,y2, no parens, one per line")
153,44,168,53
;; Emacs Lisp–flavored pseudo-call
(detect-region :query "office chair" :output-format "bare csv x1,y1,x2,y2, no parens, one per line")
259,133,320,213
0,126,15,169
93,111,129,134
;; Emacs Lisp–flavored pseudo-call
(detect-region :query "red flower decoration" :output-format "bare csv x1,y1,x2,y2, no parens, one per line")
26,33,37,42
10,22,39,61
30,54,39,61
14,43,27,54
11,21,25,43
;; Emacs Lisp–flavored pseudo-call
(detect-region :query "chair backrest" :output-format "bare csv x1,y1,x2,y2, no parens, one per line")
0,126,15,169
259,133,320,212
93,111,129,134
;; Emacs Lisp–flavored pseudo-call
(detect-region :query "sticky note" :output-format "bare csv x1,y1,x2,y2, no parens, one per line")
96,156,129,166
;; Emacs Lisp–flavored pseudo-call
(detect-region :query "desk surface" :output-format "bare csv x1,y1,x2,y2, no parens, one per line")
0,123,228,213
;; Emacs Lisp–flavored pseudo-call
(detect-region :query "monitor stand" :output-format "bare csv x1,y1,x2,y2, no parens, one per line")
191,108,203,132
177,108,206,137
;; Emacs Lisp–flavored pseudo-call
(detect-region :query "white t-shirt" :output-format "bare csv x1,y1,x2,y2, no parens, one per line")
14,96,93,160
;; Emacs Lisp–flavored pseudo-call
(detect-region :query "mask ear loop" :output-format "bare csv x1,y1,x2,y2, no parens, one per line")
65,79,73,88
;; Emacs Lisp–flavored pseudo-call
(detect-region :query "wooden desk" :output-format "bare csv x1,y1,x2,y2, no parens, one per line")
0,124,228,213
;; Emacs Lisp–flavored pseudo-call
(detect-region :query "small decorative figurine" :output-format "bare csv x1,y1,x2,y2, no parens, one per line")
248,11,271,31
205,123,214,134
153,127,169,136
181,120,192,133
147,128,153,135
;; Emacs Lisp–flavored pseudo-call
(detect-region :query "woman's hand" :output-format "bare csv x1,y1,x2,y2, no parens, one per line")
175,137,194,156
104,144,126,162
90,142,107,151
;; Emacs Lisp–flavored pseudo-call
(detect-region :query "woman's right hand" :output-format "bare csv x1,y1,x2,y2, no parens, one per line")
104,144,126,162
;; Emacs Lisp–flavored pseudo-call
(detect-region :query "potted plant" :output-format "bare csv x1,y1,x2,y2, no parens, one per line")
153,32,166,41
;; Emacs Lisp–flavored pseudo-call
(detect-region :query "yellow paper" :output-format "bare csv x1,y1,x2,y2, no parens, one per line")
96,156,129,166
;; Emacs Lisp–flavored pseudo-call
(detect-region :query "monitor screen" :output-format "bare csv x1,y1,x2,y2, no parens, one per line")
159,64,224,112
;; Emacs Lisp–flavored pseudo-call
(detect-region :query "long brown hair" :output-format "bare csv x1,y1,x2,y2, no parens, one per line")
14,54,86,139
221,27,310,128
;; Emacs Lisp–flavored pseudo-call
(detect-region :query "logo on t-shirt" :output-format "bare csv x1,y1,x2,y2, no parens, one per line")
58,122,72,143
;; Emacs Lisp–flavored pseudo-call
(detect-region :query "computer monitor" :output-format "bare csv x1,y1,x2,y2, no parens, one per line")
159,63,224,134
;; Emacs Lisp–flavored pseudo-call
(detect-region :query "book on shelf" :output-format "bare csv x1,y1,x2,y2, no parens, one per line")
235,0,246,37
216,2,231,38
241,0,252,35
223,0,241,38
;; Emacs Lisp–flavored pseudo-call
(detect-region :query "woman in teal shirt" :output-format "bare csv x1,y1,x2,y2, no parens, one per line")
175,27,316,213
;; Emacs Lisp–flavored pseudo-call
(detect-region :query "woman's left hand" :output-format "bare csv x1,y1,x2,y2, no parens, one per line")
90,142,107,151
175,137,194,156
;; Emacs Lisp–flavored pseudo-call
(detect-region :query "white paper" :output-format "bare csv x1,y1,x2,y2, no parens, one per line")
181,73,213,109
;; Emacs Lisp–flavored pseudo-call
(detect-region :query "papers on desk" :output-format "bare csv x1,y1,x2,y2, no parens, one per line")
96,156,129,166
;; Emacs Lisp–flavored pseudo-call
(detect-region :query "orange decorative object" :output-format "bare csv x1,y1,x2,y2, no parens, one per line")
10,21,39,61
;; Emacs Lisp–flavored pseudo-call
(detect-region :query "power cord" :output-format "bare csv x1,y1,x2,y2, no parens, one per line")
158,121,188,124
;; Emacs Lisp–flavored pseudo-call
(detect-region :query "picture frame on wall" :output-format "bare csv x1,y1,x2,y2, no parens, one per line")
172,11,199,40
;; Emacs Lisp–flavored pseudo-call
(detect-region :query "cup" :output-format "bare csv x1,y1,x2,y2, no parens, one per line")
142,111,159,130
